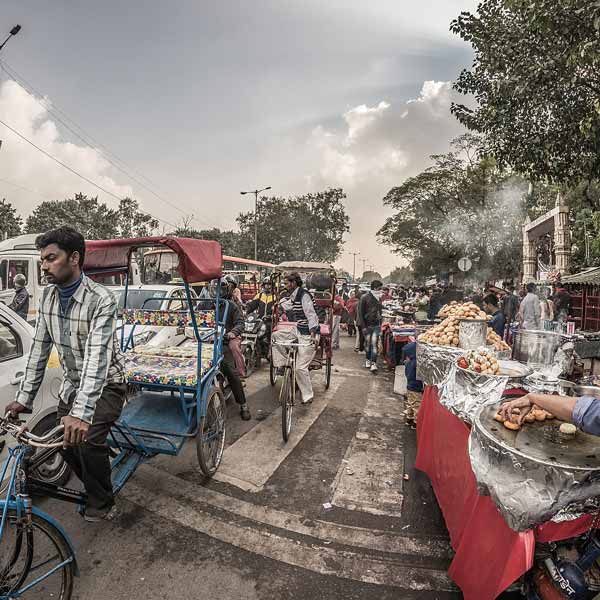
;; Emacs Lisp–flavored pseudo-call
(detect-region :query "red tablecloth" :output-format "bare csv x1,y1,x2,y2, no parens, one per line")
415,385,594,600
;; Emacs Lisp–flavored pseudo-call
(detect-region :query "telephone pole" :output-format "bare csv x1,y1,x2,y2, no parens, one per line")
347,251,360,282
360,258,368,279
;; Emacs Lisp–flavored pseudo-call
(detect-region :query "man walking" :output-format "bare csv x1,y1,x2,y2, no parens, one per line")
5,227,126,522
8,273,29,320
359,280,383,374
332,292,345,350
519,282,542,330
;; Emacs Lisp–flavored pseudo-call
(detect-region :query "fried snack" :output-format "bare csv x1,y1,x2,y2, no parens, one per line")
504,420,521,431
524,412,536,423
417,316,461,347
438,301,489,320
494,412,504,422
486,328,511,352
458,349,501,375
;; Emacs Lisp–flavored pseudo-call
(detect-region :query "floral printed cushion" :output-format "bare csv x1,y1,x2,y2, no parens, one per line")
122,309,216,328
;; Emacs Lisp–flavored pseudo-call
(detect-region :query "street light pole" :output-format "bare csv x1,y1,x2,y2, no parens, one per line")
347,251,359,282
240,186,271,261
0,25,22,53
360,258,368,278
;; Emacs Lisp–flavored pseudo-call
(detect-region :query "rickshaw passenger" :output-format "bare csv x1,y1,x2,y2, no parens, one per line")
213,276,251,420
272,272,319,404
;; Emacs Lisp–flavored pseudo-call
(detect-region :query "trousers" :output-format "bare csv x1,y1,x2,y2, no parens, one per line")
364,326,381,363
332,315,341,349
405,390,423,421
272,327,316,402
57,382,126,511
221,343,247,405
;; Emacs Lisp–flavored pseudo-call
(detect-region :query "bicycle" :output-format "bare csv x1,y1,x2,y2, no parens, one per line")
272,340,315,442
1,415,77,600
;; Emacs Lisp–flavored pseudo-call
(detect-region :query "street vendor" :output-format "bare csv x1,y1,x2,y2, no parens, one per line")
500,392,600,435
483,293,505,337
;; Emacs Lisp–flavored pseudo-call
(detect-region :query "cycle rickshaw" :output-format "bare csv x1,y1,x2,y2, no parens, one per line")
268,262,336,440
1,236,228,599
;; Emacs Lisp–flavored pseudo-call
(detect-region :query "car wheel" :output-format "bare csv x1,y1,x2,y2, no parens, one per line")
30,415,72,487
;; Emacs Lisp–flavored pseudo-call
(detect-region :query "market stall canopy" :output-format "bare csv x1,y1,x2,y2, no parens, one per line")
274,261,334,272
84,236,223,283
561,267,600,285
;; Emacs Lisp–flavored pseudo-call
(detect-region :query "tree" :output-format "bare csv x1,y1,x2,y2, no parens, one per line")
385,266,413,285
451,0,600,187
0,199,22,238
378,135,533,282
361,270,382,282
116,198,159,238
25,193,118,238
236,188,350,264
170,224,244,255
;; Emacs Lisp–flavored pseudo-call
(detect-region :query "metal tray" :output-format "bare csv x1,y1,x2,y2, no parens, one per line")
497,360,532,379
475,404,600,471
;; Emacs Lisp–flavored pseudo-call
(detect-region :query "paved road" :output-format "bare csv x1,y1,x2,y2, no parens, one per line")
41,335,462,600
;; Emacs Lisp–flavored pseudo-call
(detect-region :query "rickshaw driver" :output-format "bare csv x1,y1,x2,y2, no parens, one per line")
5,226,126,522
212,275,251,420
272,272,320,405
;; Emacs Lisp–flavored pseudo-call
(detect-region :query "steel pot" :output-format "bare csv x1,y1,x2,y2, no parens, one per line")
512,329,563,369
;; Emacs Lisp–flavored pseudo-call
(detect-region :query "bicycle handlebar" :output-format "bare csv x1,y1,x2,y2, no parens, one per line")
0,415,65,448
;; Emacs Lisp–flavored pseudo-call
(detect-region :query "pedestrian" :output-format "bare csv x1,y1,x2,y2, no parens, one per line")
346,291,359,337
359,280,383,374
414,289,429,322
553,286,571,324
501,285,519,325
8,273,29,320
402,342,423,428
5,227,126,522
427,287,443,321
540,287,554,323
332,292,345,350
381,286,393,302
518,282,542,330
340,282,350,303
483,293,506,337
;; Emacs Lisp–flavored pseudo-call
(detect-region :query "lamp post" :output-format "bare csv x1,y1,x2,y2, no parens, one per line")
241,186,271,261
0,25,21,53
360,258,368,279
346,251,360,282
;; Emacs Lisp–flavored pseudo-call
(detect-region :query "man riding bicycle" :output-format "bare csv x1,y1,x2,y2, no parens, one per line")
5,227,126,522
271,272,320,404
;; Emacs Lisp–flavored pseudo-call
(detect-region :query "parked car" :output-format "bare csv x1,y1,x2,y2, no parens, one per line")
0,303,69,486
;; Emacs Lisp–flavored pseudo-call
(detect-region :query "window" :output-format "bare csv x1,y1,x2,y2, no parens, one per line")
0,321,22,362
3,260,30,290
166,289,186,311
117,289,167,310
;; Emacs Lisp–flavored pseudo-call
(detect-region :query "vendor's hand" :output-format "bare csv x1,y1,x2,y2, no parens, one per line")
4,401,27,419
61,415,90,447
499,395,533,424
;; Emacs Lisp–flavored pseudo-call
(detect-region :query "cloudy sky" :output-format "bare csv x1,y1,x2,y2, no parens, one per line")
0,0,477,275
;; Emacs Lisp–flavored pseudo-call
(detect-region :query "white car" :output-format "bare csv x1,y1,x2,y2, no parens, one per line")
0,303,69,485
111,284,199,349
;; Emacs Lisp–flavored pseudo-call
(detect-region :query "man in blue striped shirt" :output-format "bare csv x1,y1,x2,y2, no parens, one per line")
6,227,126,522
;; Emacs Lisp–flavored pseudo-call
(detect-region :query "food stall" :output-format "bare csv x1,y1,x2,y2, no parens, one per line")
380,299,419,368
414,301,600,599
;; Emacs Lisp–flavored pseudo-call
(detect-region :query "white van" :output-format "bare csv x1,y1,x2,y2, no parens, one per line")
0,233,141,321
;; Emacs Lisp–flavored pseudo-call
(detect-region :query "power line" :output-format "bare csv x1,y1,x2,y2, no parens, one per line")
0,60,216,231
0,116,178,230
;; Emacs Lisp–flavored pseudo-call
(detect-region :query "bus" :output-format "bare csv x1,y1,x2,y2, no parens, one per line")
142,248,275,301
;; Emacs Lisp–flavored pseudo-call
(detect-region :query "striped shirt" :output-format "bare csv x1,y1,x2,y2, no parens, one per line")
16,274,125,423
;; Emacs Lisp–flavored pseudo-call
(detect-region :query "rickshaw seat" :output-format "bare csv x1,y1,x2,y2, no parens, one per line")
122,308,216,328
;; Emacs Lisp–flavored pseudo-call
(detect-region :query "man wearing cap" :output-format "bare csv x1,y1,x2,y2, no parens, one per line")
8,273,29,320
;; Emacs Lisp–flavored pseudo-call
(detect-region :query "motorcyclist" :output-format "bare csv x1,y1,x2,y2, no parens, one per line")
245,277,275,318
211,275,251,420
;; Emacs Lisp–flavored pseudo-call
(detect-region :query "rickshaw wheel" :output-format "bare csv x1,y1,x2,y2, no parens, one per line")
325,356,332,389
196,386,226,477
269,353,277,386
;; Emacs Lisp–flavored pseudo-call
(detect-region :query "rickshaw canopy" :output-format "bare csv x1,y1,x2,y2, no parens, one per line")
84,236,223,283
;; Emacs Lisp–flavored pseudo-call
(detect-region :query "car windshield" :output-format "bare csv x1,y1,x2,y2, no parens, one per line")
117,289,168,310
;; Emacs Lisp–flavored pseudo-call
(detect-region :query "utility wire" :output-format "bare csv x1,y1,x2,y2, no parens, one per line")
0,60,216,231
0,117,178,230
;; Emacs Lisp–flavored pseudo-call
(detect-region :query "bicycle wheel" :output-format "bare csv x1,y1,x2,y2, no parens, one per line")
196,386,227,477
280,367,294,442
0,508,75,600
269,349,277,386
325,355,332,389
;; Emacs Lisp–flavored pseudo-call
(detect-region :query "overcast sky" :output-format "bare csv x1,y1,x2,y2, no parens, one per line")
0,0,477,275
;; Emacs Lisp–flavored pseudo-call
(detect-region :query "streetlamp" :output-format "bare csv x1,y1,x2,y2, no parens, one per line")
240,186,271,261
0,25,22,53
346,251,360,282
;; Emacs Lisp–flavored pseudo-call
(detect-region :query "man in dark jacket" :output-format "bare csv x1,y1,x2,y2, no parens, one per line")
8,274,29,320
359,280,383,374
483,293,506,337
216,276,251,420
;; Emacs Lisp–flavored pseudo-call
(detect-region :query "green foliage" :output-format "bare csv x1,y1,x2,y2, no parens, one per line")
385,266,413,285
361,270,382,282
451,0,600,185
236,188,350,264
170,225,244,255
378,135,532,282
24,194,159,239
0,198,22,238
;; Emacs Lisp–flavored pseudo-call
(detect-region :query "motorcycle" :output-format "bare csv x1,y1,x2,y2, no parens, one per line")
241,312,271,376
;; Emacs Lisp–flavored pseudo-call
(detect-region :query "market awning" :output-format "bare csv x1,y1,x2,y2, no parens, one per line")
561,267,600,285
84,236,223,283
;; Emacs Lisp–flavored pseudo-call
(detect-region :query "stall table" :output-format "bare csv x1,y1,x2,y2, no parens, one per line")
381,322,415,369
415,385,595,600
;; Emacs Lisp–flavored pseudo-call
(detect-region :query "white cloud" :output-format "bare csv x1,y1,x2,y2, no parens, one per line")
0,80,132,218
307,81,469,275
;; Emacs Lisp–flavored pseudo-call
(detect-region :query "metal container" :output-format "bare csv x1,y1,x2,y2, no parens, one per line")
573,385,600,399
458,319,487,350
511,329,563,369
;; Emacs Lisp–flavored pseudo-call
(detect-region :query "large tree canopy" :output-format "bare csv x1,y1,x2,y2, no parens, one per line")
451,0,600,185
236,188,350,264
0,199,22,239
